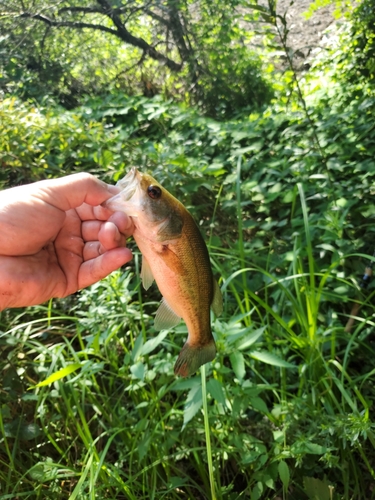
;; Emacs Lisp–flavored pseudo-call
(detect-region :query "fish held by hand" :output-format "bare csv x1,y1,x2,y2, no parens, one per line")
103,167,222,377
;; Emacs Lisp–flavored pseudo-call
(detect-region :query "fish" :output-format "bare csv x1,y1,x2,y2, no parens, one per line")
104,167,222,377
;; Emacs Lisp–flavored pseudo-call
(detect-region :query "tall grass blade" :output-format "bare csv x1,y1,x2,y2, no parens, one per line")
201,364,217,500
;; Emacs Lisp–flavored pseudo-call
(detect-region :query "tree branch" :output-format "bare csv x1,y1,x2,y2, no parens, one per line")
20,12,120,37
58,5,126,16
111,51,147,82
144,8,170,27
20,8,183,72
95,0,182,70
58,6,105,15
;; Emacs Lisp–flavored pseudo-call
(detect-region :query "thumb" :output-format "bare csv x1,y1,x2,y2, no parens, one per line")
33,173,119,211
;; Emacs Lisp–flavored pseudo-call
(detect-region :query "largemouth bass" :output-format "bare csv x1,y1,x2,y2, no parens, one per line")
104,168,222,377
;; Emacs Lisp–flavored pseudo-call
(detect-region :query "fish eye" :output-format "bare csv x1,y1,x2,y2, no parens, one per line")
147,185,162,200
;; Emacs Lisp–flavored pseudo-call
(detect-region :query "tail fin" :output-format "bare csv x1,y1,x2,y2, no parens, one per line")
174,340,216,377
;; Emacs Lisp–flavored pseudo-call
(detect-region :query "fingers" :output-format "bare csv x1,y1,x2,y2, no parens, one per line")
83,241,104,261
81,213,134,261
76,203,111,222
78,247,133,290
98,221,126,251
82,224,126,260
81,212,133,240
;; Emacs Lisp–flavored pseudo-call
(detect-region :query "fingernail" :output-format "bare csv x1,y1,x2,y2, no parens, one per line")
107,185,120,195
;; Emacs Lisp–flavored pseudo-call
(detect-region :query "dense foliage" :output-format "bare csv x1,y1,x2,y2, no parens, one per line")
1,1,375,499
1,0,272,118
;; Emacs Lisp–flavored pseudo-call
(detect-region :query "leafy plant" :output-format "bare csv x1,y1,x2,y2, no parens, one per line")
2,4,375,497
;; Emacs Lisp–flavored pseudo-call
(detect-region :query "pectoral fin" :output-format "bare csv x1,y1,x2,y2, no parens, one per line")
211,279,223,317
154,298,181,330
141,256,154,290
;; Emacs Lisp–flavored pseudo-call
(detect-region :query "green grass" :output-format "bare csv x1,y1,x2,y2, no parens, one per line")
3,9,375,496
1,181,375,500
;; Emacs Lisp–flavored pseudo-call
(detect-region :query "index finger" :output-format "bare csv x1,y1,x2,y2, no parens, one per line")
75,203,114,222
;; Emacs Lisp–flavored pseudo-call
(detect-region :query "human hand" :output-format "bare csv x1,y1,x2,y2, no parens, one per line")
0,173,134,310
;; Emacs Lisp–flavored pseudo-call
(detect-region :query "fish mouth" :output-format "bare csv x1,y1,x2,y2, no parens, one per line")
103,167,142,215
116,167,138,195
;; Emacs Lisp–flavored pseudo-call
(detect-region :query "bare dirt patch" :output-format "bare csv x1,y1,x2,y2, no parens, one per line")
275,0,337,66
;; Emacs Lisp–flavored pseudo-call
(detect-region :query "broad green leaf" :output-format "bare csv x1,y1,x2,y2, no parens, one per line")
28,464,46,481
4,420,41,440
278,461,290,490
207,378,226,405
316,243,336,252
249,396,269,414
250,351,295,368
303,476,331,500
1,404,11,418
131,335,144,361
169,476,188,488
229,351,245,380
173,376,201,392
182,385,202,428
292,441,327,455
33,363,82,388
130,362,145,381
273,430,284,442
19,423,41,441
140,330,169,356
236,327,266,351
138,432,151,461
250,481,263,500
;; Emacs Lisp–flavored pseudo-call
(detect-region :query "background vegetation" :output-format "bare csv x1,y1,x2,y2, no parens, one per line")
1,0,375,498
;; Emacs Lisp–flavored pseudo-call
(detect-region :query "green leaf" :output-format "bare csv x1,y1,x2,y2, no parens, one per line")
28,464,46,482
19,423,41,441
130,362,145,381
182,385,202,428
169,476,188,488
229,351,245,380
207,378,226,405
249,396,269,414
251,481,263,500
131,335,144,361
303,477,331,500
249,351,295,368
236,326,266,351
140,330,169,356
138,431,151,461
4,420,41,440
173,377,201,392
278,461,290,490
33,363,82,388
292,441,327,455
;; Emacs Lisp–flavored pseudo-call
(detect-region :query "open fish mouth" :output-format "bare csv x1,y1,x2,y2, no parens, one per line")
115,167,139,200
103,167,142,215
